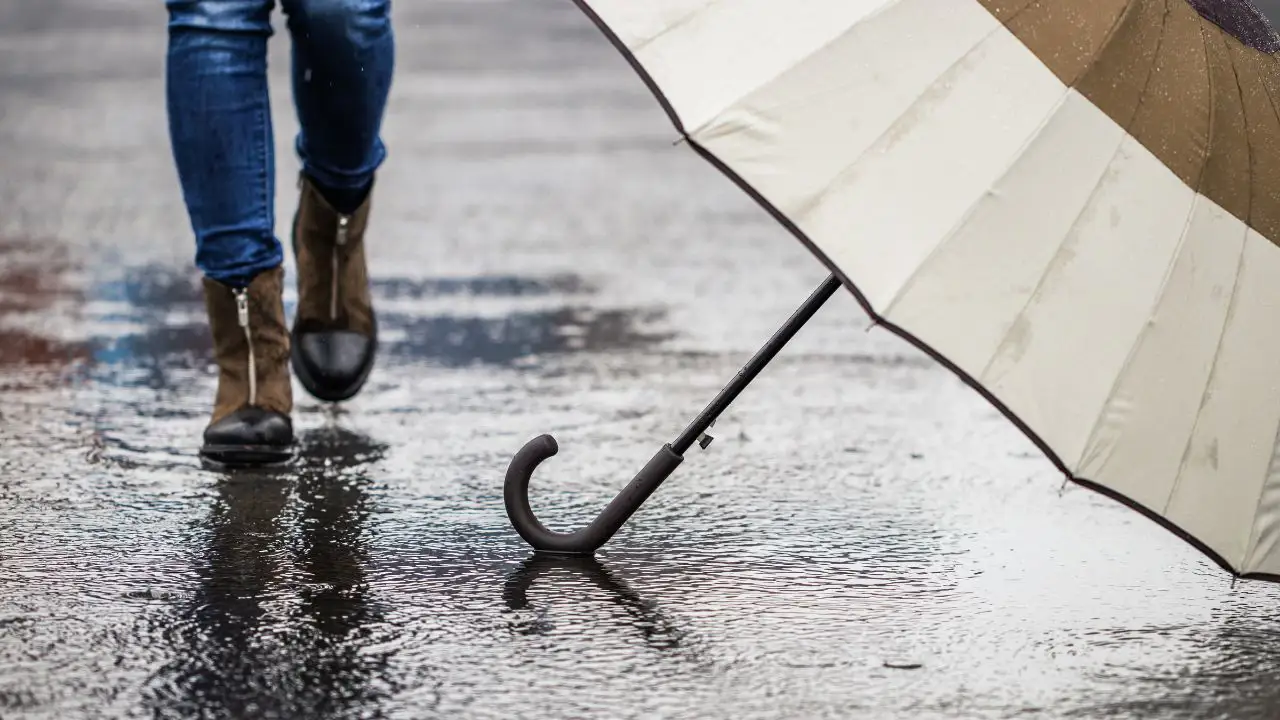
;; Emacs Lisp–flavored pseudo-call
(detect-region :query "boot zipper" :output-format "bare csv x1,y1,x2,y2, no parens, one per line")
331,215,350,321
235,288,257,406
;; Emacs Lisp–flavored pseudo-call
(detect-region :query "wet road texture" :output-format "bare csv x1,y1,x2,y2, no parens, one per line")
6,1,1280,719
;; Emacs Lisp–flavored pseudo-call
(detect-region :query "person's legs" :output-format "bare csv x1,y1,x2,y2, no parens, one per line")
165,0,281,287
282,0,394,211
166,0,294,465
281,0,394,402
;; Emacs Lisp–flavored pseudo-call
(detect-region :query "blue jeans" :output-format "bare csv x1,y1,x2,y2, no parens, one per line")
165,0,394,287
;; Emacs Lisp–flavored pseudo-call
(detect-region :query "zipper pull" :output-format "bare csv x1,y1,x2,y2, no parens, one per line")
235,289,249,328
336,215,350,247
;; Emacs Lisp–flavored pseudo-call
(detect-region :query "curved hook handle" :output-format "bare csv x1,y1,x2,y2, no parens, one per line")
503,434,684,554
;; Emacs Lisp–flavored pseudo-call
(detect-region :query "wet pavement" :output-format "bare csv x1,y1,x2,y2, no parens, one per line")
6,1,1280,718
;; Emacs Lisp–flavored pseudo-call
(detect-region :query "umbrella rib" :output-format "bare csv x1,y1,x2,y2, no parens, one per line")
1245,300,1280,573
785,19,1009,228
684,0,905,139
877,87,1072,320
1156,18,1231,522
970,142,1111,388
1077,0,1218,481
1237,47,1280,572
1066,4,1183,480
803,0,1134,310
1161,32,1254,570
881,1,1129,319
1165,228,1247,554
974,1,1163,391
629,0,725,54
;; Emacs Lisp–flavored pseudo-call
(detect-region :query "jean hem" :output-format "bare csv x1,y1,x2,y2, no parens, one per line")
295,137,387,191
202,254,285,289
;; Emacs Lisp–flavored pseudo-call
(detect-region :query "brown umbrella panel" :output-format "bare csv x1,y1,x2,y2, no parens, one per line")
984,0,1280,242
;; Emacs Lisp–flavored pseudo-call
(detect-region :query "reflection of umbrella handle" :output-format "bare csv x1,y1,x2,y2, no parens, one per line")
504,274,844,555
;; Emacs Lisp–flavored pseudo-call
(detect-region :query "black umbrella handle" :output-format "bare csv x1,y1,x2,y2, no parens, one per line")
504,274,843,554
504,434,683,554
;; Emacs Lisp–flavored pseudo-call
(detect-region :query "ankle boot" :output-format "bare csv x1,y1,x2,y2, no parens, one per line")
290,174,377,402
201,266,294,465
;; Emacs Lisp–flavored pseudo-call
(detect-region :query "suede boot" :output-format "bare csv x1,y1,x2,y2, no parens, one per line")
201,266,294,465
290,174,378,402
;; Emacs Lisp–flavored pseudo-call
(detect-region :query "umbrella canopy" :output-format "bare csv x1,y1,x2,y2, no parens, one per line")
570,0,1280,579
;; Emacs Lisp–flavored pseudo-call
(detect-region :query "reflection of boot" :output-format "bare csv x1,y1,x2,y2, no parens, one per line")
290,174,378,402
200,266,294,465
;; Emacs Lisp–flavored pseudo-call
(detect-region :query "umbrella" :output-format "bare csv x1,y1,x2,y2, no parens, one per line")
504,0,1280,580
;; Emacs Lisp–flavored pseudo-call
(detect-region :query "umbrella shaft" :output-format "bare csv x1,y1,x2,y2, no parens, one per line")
671,273,843,455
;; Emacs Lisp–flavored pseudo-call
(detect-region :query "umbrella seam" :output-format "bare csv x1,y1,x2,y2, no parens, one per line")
969,137,1124,389
1157,13,1228,526
685,0,905,139
1239,43,1280,573
1166,228,1247,561
1161,30,1254,571
630,0,725,54
1245,331,1280,574
972,1,1165,407
1079,193,1205,489
873,4,1065,321
1078,0,1216,493
790,0,1131,284
877,87,1072,319
1066,1,1179,475
783,19,1008,226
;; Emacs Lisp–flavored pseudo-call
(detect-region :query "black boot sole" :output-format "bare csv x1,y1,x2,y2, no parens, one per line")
199,443,295,468
290,327,378,403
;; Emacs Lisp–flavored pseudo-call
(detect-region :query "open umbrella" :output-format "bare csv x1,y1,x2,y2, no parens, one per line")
504,0,1280,580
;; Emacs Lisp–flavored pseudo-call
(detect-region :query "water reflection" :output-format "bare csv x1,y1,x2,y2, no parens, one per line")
5,257,668,377
91,262,204,309
373,272,671,368
1195,607,1280,717
1075,602,1280,718
0,237,87,374
383,306,670,368
146,427,393,718
503,555,707,664
374,274,591,299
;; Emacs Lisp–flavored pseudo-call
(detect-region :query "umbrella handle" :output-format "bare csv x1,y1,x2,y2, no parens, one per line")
504,434,683,554
503,274,843,555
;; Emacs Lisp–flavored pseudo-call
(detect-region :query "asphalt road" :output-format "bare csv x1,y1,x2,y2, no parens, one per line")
5,2,1280,718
